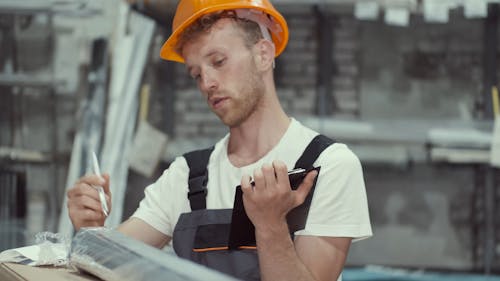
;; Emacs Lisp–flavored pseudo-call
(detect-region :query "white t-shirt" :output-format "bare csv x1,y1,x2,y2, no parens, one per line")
132,118,372,241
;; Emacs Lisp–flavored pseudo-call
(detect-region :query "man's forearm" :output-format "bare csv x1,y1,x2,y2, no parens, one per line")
255,220,316,281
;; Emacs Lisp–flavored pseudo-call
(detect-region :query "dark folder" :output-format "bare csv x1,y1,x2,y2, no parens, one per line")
228,167,320,250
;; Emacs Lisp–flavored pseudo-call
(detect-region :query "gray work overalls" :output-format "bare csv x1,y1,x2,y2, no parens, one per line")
172,135,335,281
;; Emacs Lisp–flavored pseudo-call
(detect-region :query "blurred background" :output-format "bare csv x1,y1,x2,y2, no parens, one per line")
0,0,499,279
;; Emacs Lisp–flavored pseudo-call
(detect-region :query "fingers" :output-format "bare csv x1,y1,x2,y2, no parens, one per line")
272,160,288,186
67,186,105,216
247,161,317,205
295,169,318,205
253,168,265,190
101,173,111,195
254,161,287,190
75,173,110,194
68,202,105,222
240,174,252,193
69,174,111,206
67,175,111,230
76,174,105,189
67,194,106,231
261,163,275,189
240,161,320,229
76,194,103,210
68,181,101,201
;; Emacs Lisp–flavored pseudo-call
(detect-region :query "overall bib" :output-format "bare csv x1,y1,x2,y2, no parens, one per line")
172,135,335,280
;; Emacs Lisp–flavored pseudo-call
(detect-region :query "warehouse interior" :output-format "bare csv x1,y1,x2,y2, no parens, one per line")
1,0,500,280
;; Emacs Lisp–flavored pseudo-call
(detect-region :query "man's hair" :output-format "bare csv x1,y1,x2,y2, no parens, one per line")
175,10,263,56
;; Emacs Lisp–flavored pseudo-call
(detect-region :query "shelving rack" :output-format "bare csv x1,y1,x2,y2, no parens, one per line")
0,2,64,249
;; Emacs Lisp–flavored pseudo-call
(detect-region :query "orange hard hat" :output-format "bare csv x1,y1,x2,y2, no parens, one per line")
160,0,289,63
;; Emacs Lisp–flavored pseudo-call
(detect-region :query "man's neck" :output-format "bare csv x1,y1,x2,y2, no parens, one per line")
227,100,290,168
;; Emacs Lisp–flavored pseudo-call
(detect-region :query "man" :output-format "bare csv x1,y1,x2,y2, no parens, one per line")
67,1,372,280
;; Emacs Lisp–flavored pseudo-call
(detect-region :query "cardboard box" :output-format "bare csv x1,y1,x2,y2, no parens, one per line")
0,263,98,281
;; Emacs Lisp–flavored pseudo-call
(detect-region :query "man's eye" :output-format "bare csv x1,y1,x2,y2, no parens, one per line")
213,58,225,67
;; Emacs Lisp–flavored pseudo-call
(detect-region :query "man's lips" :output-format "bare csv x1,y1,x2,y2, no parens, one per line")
209,96,228,109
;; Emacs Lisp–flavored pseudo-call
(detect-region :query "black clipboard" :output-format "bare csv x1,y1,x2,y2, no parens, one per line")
228,166,320,250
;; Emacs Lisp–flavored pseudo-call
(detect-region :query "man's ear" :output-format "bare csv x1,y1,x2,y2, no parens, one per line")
254,39,275,71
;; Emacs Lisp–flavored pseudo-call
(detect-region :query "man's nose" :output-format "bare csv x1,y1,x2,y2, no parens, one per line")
199,69,218,93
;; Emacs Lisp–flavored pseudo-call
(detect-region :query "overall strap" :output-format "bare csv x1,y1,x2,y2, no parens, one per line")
183,147,214,211
287,134,336,233
294,134,335,170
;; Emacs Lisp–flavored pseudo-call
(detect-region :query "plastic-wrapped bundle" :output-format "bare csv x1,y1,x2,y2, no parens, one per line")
69,227,237,281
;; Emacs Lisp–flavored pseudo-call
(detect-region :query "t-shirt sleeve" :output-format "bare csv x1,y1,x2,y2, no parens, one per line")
131,156,191,237
296,143,373,242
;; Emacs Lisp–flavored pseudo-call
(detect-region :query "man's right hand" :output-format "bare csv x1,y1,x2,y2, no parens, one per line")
67,174,112,230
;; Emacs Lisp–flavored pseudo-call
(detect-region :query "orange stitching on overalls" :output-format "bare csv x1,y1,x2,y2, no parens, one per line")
193,246,257,252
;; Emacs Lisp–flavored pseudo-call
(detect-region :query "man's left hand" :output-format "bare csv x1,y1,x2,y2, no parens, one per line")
240,160,318,231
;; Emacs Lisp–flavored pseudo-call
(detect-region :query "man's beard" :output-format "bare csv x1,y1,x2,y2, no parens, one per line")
213,65,264,128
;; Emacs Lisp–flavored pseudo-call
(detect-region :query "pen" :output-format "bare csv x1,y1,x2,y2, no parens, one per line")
248,168,307,186
92,151,109,217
